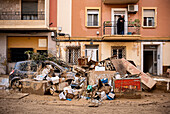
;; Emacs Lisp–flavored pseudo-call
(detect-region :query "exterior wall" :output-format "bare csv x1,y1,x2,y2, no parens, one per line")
0,20,46,29
101,42,141,68
0,0,21,12
0,34,7,74
59,41,102,62
72,0,102,37
163,42,170,66
49,0,57,28
57,0,72,35
8,37,48,52
0,32,56,74
38,0,45,12
71,0,170,38
139,0,170,37
59,41,141,69
0,0,49,30
47,32,57,56
0,0,45,12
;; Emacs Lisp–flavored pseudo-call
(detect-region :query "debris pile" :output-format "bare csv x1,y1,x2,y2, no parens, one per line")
15,56,157,106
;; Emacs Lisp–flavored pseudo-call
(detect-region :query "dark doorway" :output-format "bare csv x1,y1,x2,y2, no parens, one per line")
144,51,153,73
9,48,33,62
143,45,157,75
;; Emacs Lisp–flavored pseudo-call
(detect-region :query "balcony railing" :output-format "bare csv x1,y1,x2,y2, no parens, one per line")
0,11,45,20
103,21,140,35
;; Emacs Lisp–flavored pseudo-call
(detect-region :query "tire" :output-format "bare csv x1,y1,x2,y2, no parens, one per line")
11,79,21,89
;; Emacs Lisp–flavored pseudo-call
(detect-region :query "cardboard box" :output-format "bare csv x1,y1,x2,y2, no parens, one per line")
20,79,49,95
78,57,88,66
61,72,75,80
99,86,111,94
95,66,105,71
66,93,74,99
56,82,69,91
88,71,116,85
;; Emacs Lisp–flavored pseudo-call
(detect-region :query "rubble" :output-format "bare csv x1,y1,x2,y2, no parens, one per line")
9,56,161,107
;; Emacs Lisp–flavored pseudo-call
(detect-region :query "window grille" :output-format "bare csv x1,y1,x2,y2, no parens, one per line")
111,46,126,59
66,46,81,65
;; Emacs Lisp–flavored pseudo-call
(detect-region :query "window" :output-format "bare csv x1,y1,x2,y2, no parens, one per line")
19,62,30,71
30,62,37,72
111,46,126,59
21,0,38,20
66,46,81,65
142,8,157,27
85,7,101,27
87,9,99,26
85,45,99,61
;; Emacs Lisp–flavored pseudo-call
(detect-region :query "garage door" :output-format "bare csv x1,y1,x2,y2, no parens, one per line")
8,36,47,62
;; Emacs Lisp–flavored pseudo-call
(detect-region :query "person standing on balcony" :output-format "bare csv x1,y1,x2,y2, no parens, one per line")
117,15,125,35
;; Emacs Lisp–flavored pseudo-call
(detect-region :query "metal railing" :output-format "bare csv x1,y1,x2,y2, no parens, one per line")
103,21,140,35
0,11,45,20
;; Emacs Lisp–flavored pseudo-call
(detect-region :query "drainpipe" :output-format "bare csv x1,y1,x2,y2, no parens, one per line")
51,31,71,58
101,0,103,37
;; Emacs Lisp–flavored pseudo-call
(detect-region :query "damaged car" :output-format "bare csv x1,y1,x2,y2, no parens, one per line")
9,60,74,89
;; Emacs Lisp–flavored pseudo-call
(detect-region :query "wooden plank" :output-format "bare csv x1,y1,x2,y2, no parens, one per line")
121,58,156,89
5,93,29,99
111,59,126,75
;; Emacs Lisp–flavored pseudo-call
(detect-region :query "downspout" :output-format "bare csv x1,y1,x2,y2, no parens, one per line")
101,0,103,38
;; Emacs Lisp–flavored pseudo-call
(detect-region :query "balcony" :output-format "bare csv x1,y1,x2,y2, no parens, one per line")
0,11,45,20
103,0,139,4
0,11,47,30
0,0,49,30
103,21,141,40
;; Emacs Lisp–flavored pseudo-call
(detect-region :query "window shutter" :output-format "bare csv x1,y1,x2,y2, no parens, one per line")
22,0,38,14
87,9,99,14
143,9,155,17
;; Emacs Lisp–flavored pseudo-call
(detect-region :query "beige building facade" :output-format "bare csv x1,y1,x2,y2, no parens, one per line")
0,0,56,74
56,0,170,76
0,0,170,75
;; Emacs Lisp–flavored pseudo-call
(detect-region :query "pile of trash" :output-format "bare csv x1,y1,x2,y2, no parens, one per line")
59,78,115,103
18,56,157,106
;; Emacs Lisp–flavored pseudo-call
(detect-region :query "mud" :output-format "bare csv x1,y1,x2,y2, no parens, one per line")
0,75,170,114
0,89,169,114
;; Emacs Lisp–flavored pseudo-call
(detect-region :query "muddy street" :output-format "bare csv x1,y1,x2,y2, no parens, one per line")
0,88,170,114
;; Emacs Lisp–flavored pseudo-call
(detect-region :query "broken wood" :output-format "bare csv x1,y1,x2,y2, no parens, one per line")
111,59,127,75
121,58,156,89
5,93,29,99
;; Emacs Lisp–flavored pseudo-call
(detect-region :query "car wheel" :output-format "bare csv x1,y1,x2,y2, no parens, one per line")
11,79,21,89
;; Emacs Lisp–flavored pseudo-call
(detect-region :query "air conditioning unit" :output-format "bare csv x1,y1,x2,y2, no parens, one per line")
128,5,138,12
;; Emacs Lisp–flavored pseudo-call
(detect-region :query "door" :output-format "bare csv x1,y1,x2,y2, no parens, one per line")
85,45,99,61
111,8,128,35
143,45,158,75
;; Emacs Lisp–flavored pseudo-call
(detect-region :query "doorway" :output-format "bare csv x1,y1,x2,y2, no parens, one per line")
141,42,163,75
111,8,128,35
9,48,33,62
85,45,99,61
143,45,158,75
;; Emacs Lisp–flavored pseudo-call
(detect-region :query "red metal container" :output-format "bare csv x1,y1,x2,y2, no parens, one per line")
114,78,142,93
